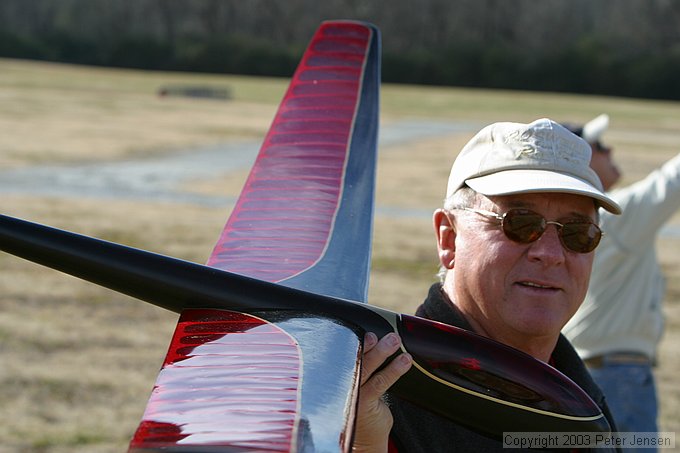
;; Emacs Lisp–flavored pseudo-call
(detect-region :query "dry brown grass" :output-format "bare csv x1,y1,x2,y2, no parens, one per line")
2,58,680,451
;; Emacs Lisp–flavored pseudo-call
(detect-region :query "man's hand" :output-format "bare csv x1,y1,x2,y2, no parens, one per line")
352,332,412,453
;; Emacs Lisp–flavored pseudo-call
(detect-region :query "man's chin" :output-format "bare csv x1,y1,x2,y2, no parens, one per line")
509,313,566,341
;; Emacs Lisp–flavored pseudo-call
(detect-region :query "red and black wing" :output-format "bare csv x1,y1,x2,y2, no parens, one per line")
205,20,378,302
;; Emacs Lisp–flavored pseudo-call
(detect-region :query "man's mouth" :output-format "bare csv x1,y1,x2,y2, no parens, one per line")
518,281,556,290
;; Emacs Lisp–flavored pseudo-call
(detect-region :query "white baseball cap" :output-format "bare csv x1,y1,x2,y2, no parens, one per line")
446,118,621,214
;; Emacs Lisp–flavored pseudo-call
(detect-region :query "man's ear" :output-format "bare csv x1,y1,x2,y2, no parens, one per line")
433,209,456,269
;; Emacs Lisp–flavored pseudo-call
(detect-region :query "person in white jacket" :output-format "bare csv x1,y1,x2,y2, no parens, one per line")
562,114,680,443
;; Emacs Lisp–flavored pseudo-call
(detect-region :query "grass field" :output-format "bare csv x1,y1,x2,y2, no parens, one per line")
2,57,680,452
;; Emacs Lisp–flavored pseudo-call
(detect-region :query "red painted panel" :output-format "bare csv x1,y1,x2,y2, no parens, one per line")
129,309,302,451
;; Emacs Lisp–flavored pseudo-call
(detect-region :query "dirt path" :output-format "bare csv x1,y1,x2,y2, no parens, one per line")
0,120,479,208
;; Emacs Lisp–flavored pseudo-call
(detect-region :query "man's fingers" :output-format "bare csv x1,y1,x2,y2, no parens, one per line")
360,332,412,387
361,332,400,384
352,333,412,452
363,331,378,352
363,352,412,400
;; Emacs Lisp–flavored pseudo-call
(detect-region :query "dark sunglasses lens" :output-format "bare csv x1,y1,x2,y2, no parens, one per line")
502,210,601,253
560,222,602,253
502,210,546,243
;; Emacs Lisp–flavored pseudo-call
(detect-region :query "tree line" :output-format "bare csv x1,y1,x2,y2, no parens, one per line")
1,0,680,100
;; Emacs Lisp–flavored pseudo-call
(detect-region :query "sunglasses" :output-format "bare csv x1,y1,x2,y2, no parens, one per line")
454,207,602,253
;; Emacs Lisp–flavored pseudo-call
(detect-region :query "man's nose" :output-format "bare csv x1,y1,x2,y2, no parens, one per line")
526,224,566,265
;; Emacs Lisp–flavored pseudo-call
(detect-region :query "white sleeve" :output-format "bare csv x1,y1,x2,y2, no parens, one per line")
605,152,680,247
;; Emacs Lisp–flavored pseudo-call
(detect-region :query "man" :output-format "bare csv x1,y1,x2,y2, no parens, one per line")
562,114,680,440
352,118,622,452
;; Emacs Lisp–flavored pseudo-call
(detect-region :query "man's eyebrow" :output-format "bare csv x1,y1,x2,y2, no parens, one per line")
498,199,534,210
500,200,596,220
562,212,596,221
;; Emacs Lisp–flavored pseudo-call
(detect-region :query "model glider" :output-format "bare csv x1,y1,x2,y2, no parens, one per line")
0,21,610,452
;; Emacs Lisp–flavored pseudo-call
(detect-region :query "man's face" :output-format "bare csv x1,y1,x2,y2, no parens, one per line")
589,143,621,191
447,192,597,350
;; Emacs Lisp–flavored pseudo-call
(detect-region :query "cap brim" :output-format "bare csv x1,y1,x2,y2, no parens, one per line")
466,169,621,214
